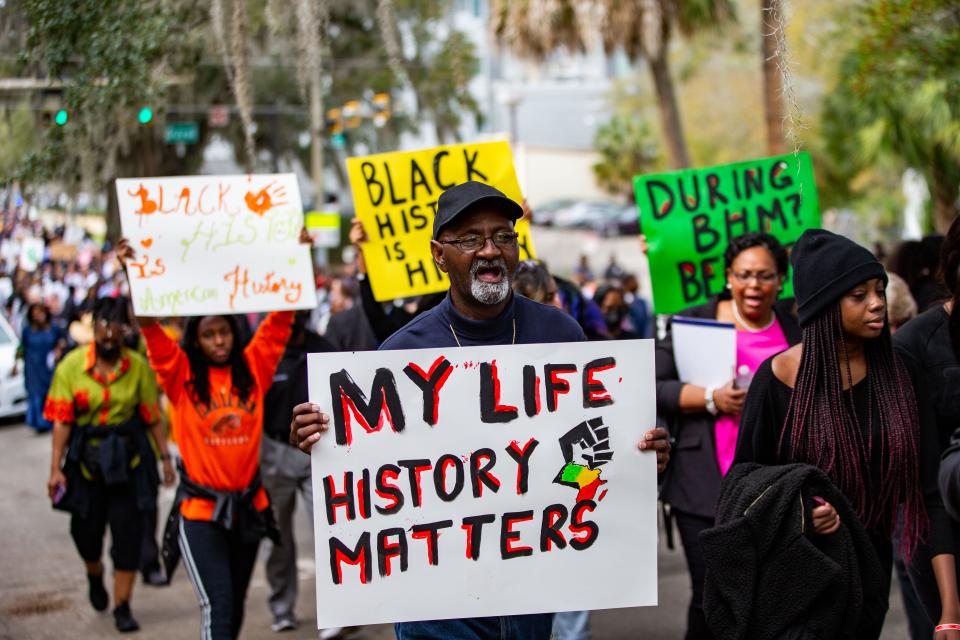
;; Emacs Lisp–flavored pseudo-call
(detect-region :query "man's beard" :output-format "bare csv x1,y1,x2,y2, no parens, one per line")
95,342,121,361
469,257,510,305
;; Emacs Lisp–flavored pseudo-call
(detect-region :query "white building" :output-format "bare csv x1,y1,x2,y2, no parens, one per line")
441,0,634,206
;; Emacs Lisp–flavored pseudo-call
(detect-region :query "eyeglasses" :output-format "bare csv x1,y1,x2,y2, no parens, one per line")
730,271,779,285
438,230,519,253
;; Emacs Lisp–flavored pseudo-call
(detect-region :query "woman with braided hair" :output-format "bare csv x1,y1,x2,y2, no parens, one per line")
734,229,960,639
657,232,800,640
896,216,960,635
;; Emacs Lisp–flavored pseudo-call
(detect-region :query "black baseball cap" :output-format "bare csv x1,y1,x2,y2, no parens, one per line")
432,181,524,239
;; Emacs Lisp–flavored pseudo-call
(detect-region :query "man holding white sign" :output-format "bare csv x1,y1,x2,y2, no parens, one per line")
292,182,670,638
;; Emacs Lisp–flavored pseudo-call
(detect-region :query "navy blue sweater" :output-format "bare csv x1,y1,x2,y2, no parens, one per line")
379,292,585,351
379,293,582,637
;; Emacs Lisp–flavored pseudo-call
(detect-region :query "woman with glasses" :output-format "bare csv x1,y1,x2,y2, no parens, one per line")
656,232,800,639
45,296,173,633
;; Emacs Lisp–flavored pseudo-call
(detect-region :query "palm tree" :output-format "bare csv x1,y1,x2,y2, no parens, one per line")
761,0,787,155
490,0,735,169
490,0,587,62
209,0,258,169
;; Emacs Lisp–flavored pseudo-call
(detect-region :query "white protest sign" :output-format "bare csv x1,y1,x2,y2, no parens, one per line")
308,340,658,628
671,317,736,389
116,174,318,316
19,237,44,272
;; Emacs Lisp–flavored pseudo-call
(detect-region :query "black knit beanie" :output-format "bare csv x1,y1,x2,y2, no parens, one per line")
792,228,888,327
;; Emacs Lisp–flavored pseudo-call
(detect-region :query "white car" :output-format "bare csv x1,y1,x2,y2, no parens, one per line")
0,314,27,419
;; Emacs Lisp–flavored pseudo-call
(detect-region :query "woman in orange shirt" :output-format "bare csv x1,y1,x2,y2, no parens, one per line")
118,239,296,640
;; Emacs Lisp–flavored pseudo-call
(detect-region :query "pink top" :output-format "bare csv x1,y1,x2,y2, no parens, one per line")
714,317,789,475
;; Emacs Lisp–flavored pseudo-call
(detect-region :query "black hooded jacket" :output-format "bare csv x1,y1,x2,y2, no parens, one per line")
701,463,887,640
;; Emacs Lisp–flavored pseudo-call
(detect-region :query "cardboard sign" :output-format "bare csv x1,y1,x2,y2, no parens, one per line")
346,141,536,302
308,340,658,628
305,211,342,248
48,241,79,263
634,152,820,314
116,174,318,316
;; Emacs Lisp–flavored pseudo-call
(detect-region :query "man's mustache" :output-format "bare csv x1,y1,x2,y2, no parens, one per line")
470,257,508,277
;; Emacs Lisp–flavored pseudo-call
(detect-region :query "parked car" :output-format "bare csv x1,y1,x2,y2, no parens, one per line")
616,204,642,235
529,199,577,227
0,314,26,419
552,201,623,234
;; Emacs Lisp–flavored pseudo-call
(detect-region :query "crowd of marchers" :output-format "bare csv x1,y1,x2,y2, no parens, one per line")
7,187,960,640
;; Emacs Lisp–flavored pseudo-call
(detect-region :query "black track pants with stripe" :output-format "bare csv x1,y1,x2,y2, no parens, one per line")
179,518,260,640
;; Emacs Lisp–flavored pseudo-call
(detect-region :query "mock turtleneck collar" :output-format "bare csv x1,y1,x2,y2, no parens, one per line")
439,292,517,344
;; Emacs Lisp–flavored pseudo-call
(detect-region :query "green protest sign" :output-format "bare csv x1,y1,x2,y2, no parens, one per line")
633,152,820,315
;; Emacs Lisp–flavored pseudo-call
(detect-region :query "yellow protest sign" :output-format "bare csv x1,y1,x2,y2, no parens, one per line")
346,140,535,301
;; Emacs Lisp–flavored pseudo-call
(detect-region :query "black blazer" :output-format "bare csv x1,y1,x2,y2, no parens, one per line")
655,297,801,518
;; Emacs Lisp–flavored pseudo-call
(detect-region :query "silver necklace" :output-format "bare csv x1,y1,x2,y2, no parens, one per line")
730,300,775,333
449,318,517,347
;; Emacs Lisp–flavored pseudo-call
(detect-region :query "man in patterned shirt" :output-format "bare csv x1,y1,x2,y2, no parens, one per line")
45,296,174,633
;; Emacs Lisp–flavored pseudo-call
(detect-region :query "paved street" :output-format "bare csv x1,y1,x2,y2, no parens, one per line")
0,417,908,640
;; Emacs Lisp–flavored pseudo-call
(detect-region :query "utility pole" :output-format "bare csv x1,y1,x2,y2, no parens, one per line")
309,73,324,207
270,101,281,173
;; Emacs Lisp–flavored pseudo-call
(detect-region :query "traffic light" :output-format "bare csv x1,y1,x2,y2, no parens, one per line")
54,109,68,126
138,106,154,125
325,108,343,135
372,93,391,128
342,100,362,129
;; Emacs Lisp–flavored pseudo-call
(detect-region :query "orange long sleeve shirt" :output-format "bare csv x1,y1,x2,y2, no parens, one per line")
142,311,294,521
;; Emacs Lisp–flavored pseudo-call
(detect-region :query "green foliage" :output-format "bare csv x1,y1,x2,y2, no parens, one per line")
316,0,481,149
23,0,169,103
7,0,479,203
0,103,39,180
820,0,960,230
226,0,479,191
592,114,660,200
672,0,738,37
402,2,482,143
15,0,190,189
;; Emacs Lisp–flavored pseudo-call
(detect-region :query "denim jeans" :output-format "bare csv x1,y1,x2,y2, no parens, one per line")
26,389,51,432
552,610,590,640
395,614,554,640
